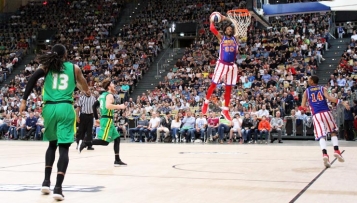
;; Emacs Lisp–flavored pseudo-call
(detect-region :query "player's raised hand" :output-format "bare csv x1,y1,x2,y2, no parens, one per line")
343,101,350,110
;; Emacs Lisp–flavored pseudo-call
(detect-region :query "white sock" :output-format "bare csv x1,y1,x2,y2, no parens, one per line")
319,138,327,150
331,136,338,147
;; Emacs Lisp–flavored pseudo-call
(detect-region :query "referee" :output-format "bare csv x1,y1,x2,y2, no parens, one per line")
76,91,96,151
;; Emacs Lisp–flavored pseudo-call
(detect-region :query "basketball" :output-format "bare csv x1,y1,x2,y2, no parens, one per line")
210,12,222,23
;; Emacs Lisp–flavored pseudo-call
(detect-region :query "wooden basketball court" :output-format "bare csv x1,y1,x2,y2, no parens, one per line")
0,140,356,203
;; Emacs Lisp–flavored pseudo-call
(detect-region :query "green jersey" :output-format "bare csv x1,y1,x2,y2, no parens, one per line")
99,91,114,117
42,61,76,102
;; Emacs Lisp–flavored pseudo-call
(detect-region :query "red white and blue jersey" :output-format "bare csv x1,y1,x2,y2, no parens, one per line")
219,36,238,63
306,85,330,115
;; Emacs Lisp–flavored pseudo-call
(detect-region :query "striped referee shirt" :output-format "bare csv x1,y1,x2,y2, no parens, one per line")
78,95,96,114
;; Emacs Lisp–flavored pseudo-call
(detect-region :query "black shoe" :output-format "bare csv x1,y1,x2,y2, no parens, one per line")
270,139,275,143
87,147,95,150
114,160,127,167
278,141,283,143
78,140,86,154
53,187,64,201
41,180,51,195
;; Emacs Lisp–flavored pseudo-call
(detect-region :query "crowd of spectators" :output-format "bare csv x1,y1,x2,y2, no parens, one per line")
92,0,335,143
0,0,167,140
1,0,352,143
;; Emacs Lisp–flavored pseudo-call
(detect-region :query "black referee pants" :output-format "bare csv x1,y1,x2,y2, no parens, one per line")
76,113,94,147
344,120,355,141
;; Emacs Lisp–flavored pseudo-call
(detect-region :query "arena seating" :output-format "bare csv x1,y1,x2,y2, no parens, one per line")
2,0,353,143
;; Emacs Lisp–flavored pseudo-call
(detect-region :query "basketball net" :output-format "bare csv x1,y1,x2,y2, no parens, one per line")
227,9,251,42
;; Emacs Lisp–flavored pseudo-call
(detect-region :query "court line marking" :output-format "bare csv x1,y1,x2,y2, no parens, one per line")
172,163,309,184
0,169,309,184
289,150,345,203
0,155,98,169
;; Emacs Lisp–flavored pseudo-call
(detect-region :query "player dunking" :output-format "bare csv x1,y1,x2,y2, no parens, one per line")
20,44,91,201
79,79,127,166
301,76,348,168
202,17,238,121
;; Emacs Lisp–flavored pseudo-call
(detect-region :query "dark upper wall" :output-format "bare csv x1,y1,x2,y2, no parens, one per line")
3,0,23,12
335,11,357,23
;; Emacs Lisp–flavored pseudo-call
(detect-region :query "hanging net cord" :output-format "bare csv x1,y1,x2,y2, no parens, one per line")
227,10,251,38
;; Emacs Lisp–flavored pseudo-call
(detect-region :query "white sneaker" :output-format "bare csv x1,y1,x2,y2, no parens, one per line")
323,154,331,168
40,180,51,195
41,186,51,195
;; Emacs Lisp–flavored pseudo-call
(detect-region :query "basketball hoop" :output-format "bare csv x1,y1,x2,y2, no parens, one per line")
227,9,251,41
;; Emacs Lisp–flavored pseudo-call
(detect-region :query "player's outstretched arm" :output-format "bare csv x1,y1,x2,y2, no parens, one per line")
300,90,308,111
210,22,223,42
323,87,350,110
74,65,90,96
105,94,126,110
20,68,46,113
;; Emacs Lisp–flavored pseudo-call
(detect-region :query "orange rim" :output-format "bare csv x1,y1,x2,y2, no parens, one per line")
227,9,250,17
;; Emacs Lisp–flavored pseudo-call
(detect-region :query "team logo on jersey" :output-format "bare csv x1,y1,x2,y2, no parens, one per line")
222,39,236,47
0,184,104,192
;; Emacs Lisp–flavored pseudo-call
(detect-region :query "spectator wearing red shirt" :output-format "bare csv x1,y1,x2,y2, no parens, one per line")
287,66,297,75
206,112,219,141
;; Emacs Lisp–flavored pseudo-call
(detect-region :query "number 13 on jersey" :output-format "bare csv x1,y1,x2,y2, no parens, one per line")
52,73,69,90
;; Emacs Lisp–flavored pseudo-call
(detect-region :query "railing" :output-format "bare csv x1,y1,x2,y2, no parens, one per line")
155,36,178,79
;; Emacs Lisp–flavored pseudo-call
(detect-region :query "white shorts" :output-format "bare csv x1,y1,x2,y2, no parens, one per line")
312,111,337,140
211,60,238,86
232,127,241,132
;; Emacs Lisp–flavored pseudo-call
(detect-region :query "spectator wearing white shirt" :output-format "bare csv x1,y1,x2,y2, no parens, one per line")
228,113,242,144
257,105,269,119
336,75,346,88
195,113,207,140
351,31,357,41
17,115,26,139
170,114,181,142
148,111,161,141
347,77,355,87
239,72,247,84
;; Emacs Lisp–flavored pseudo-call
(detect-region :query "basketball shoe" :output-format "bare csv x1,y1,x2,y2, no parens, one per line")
334,150,344,162
41,180,51,195
53,187,64,201
323,154,331,168
221,107,232,121
78,140,86,154
114,160,127,167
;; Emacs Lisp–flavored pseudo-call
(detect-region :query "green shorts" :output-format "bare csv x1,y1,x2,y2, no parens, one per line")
97,118,120,143
42,103,76,144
